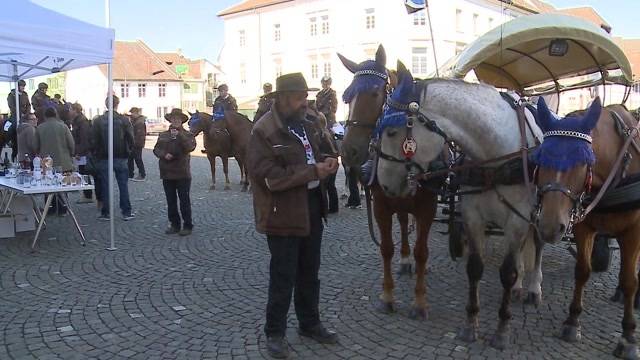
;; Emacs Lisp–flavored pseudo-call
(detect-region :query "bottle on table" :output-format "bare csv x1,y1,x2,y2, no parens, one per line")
21,154,31,171
3,152,9,170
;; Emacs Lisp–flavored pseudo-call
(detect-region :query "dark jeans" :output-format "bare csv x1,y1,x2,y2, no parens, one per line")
326,173,338,212
162,179,192,230
78,164,93,199
97,159,132,216
264,188,323,337
45,194,67,215
345,166,361,207
128,146,146,178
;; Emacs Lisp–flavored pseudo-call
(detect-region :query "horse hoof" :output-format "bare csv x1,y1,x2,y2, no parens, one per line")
408,306,427,321
209,185,216,191
524,292,542,306
614,338,639,359
397,263,413,277
489,332,509,350
510,288,525,302
612,288,624,304
375,299,395,314
559,324,581,343
456,327,478,343
224,185,231,191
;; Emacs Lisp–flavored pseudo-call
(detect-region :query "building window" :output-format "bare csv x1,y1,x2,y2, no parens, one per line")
365,8,375,30
309,17,317,37
321,15,329,35
488,17,494,30
240,63,247,85
274,60,283,78
120,83,129,98
274,24,281,41
311,62,319,79
239,30,246,47
156,106,168,119
28,79,34,90
411,47,428,75
137,83,146,98
455,42,466,56
473,14,479,35
413,11,426,26
183,83,198,94
456,9,463,33
158,83,166,97
323,62,332,78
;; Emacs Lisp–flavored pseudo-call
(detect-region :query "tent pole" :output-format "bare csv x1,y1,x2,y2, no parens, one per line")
106,0,116,251
13,64,20,127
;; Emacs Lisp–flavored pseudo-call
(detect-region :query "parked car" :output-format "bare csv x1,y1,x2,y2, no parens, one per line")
145,118,169,135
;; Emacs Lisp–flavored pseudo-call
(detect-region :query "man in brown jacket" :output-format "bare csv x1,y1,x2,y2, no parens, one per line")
7,80,31,118
315,76,338,129
247,73,339,359
153,109,197,236
128,107,147,181
31,82,51,125
69,103,93,204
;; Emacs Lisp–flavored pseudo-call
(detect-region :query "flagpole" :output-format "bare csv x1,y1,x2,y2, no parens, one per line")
424,1,439,77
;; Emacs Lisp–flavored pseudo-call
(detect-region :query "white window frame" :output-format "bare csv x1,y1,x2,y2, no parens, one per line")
274,24,281,42
455,9,463,33
309,17,317,37
411,47,428,76
120,83,129,98
473,13,479,35
413,11,426,26
240,64,247,85
323,62,332,78
137,83,146,98
365,8,375,30
311,62,319,79
321,15,329,35
158,83,166,98
239,30,246,47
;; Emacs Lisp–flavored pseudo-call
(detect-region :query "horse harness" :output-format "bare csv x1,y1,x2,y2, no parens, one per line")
343,69,390,131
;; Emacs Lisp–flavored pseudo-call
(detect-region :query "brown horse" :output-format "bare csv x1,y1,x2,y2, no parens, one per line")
339,45,440,319
188,111,235,190
210,111,253,192
534,97,640,358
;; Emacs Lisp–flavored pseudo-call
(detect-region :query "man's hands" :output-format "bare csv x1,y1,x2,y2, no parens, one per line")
315,157,339,180
164,153,174,161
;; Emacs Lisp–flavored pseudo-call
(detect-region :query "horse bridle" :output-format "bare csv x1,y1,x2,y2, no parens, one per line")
374,95,452,195
532,131,594,238
344,69,390,130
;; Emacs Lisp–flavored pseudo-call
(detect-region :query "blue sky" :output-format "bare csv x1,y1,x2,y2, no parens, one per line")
32,0,639,63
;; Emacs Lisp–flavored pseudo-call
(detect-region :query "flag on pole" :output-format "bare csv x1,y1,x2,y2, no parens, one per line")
405,0,426,14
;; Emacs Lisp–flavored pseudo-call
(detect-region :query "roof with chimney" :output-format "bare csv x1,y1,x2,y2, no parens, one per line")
99,40,180,81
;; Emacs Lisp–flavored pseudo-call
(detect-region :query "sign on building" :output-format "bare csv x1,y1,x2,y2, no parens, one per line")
176,64,189,75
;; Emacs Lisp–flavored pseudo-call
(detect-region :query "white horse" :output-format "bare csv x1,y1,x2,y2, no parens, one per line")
377,68,544,350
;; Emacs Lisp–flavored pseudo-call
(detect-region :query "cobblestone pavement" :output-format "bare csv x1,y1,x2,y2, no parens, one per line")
0,150,630,359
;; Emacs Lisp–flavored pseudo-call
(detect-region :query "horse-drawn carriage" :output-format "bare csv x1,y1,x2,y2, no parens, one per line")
437,13,634,271
340,12,640,357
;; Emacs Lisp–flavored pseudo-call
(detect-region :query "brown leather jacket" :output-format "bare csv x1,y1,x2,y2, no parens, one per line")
248,104,337,237
153,127,197,180
130,115,147,148
7,90,31,117
315,88,338,126
71,114,92,157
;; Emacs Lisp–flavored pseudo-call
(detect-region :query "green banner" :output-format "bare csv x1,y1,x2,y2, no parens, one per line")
176,64,189,75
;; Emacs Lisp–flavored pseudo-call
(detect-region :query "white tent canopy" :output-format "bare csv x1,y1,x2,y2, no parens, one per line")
0,0,114,80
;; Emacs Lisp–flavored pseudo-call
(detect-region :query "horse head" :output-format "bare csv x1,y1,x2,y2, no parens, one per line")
188,110,210,136
338,44,391,167
376,62,445,198
533,96,602,244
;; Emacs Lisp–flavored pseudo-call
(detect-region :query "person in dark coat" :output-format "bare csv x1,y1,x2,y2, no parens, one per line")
31,82,51,125
127,107,147,181
7,80,31,118
92,95,135,221
247,73,339,359
307,100,339,213
69,103,94,204
315,76,338,129
213,84,238,118
153,108,197,236
253,82,274,122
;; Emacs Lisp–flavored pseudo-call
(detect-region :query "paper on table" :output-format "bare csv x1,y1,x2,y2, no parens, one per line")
74,156,87,166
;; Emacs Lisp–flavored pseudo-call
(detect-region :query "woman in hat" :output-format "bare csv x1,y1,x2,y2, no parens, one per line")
153,109,197,236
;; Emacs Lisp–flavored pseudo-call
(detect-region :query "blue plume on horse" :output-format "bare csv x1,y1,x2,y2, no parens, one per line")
532,97,602,171
188,111,201,128
339,45,387,104
375,63,414,137
341,60,387,103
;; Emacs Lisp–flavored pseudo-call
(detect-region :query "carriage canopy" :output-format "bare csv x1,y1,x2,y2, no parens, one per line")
437,13,633,96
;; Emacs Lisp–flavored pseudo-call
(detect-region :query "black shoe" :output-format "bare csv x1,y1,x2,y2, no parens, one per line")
297,324,338,344
165,226,180,235
179,228,192,236
266,336,289,359
328,208,338,214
